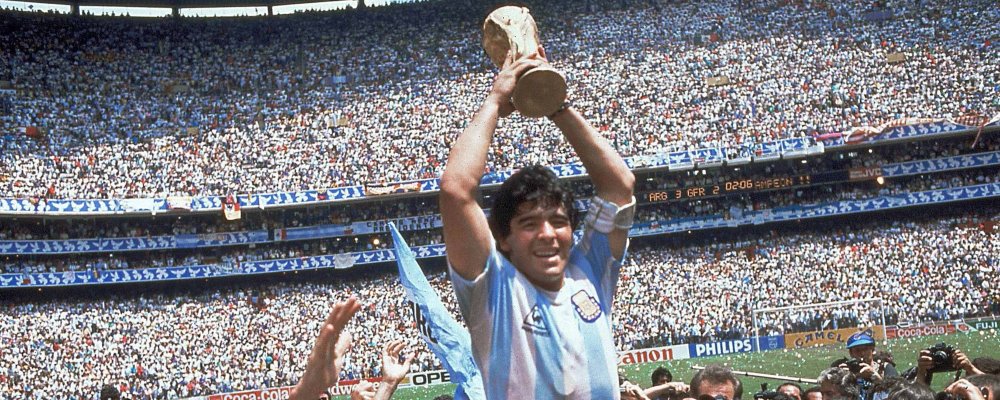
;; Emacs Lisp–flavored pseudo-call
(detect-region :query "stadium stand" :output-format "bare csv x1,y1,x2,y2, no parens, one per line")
1,0,997,199
1,0,999,398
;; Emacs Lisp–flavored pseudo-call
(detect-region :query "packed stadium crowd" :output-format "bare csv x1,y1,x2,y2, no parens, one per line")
0,155,1000,273
2,208,997,399
2,130,997,247
4,161,996,276
615,213,999,350
2,0,998,199
2,1,1000,399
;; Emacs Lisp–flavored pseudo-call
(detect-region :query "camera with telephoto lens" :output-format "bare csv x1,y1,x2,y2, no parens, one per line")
926,343,958,373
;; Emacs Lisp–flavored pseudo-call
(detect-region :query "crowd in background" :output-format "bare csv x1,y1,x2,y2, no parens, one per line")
615,213,999,350
2,208,998,399
1,1,999,399
2,0,998,199
2,131,997,245
3,160,996,276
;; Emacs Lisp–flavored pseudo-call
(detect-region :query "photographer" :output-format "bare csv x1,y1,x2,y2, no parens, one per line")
914,344,985,385
942,374,1000,400
778,383,804,400
643,366,691,400
973,358,1000,376
100,384,121,400
838,332,898,400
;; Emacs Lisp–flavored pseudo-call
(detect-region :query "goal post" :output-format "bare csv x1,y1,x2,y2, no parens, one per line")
751,297,888,351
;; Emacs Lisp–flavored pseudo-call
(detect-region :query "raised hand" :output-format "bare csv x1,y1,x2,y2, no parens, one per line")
488,50,545,117
290,296,362,400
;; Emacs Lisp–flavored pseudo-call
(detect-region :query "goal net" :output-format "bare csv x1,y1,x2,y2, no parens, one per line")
751,298,889,350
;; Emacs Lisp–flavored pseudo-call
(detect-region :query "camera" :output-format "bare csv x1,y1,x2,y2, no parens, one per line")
754,383,792,400
926,343,957,373
934,391,963,400
844,358,865,374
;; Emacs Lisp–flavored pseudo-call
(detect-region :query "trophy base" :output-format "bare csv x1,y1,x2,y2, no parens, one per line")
512,67,567,118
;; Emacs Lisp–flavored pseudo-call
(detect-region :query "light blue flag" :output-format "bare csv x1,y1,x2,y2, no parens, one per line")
387,222,485,400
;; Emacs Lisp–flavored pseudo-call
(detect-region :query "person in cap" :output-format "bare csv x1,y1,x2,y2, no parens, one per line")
838,331,897,400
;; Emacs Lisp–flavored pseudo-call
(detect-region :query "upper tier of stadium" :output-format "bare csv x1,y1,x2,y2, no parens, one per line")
1,0,997,200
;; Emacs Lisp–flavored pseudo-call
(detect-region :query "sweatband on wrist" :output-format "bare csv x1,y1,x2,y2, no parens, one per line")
584,195,637,234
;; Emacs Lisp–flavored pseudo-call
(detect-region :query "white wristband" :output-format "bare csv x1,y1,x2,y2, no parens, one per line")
584,196,637,234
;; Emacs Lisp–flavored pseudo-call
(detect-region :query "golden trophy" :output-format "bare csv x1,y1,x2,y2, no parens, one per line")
482,6,567,118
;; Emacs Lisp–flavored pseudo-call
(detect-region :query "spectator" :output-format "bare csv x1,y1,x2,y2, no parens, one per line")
803,387,823,400
871,378,933,400
690,364,744,400
818,367,860,400
778,383,804,400
1,0,997,199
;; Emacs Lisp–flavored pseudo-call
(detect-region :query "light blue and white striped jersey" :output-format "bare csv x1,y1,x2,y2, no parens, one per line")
451,226,624,400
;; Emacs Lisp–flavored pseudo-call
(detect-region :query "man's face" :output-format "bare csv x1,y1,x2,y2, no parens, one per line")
849,344,875,364
696,381,736,400
500,201,573,292
805,391,823,400
779,385,802,400
820,381,844,400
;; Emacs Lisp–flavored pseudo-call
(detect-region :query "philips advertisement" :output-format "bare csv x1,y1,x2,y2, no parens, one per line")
688,336,785,359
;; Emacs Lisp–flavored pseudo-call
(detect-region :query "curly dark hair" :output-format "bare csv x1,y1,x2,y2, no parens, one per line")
652,366,673,385
100,384,120,400
489,164,577,242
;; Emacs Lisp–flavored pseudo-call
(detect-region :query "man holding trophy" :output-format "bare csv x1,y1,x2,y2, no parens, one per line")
440,6,636,399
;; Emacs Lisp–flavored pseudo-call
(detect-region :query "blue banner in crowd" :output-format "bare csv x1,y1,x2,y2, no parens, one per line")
0,231,269,255
279,215,442,242
882,151,1000,177
3,181,999,287
817,120,978,147
628,182,1000,237
3,149,998,255
0,124,990,216
0,243,450,288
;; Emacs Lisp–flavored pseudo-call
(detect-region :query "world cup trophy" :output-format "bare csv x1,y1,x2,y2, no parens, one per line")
482,6,567,118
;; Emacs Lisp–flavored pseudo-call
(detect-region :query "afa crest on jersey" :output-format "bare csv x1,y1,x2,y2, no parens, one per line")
571,290,602,322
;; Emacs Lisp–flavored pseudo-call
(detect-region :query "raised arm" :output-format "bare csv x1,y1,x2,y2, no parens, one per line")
373,340,414,400
289,297,361,400
550,106,635,258
440,52,545,280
